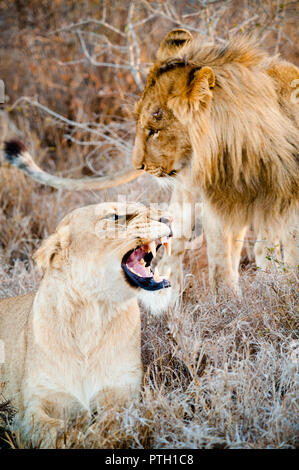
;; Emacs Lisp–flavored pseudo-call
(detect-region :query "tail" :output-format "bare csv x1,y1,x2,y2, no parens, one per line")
3,140,142,191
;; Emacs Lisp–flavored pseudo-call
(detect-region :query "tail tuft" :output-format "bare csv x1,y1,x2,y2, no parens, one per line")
4,139,26,161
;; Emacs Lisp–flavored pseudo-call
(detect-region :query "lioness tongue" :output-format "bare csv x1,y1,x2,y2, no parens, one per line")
126,246,152,278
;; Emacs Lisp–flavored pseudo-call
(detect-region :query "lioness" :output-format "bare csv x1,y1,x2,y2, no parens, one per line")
0,202,172,446
4,31,299,293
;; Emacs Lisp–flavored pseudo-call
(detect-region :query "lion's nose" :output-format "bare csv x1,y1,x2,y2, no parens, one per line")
134,163,146,170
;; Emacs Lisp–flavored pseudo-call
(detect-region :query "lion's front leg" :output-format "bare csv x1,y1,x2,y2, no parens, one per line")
203,203,238,294
282,228,299,268
230,226,247,284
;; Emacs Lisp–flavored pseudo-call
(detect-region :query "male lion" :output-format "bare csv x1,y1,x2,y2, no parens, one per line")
132,30,299,292
0,202,172,446
4,31,299,292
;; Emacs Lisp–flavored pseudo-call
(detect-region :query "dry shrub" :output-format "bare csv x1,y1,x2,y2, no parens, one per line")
1,263,298,449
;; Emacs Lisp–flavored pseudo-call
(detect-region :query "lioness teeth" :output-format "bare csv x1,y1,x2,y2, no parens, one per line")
149,241,156,257
123,237,172,285
164,240,171,256
159,237,171,256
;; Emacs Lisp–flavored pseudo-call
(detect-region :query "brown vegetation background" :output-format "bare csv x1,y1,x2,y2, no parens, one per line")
0,0,298,448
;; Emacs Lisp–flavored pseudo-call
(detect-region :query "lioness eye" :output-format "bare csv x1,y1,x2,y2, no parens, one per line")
104,213,119,221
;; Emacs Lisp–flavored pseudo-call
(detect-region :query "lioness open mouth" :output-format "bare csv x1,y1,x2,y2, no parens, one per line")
121,237,171,291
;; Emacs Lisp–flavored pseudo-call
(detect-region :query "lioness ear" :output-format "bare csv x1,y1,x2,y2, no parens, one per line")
188,66,215,107
34,225,70,271
157,29,193,61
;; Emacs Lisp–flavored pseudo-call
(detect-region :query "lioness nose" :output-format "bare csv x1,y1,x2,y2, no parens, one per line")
160,216,171,225
159,216,173,236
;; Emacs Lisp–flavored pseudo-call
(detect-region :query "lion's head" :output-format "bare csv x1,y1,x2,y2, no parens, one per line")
132,29,215,179
132,28,298,205
34,202,173,305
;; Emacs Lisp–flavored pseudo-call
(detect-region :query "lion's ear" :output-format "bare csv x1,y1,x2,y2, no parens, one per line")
168,66,215,118
157,29,193,61
187,66,215,107
34,225,70,271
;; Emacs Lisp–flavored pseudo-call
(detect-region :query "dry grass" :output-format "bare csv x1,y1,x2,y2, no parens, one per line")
0,0,298,449
1,238,298,448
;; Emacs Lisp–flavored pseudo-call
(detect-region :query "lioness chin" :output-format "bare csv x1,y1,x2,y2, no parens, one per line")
0,202,172,447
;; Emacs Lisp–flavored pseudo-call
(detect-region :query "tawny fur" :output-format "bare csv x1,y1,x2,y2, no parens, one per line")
132,31,299,292
0,202,172,447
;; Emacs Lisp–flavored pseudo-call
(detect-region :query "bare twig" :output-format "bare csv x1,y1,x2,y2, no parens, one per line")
48,18,126,38
9,96,133,155
76,30,131,70
127,2,144,91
